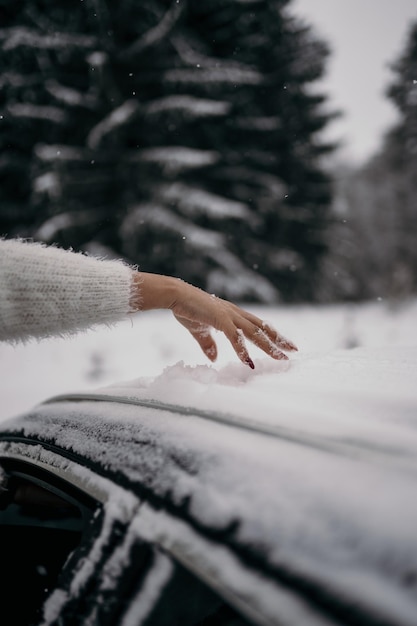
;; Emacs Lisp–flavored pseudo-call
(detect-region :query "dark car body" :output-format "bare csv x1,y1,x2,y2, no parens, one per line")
1,385,417,626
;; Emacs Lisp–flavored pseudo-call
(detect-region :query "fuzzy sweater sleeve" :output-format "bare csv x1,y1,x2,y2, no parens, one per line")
0,239,135,343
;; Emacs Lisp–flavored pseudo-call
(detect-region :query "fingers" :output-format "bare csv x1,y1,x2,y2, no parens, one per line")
221,324,255,369
174,315,218,362
172,288,297,369
222,308,298,368
260,322,298,352
193,327,217,362
175,310,254,368
252,325,289,361
232,307,298,352
224,322,288,367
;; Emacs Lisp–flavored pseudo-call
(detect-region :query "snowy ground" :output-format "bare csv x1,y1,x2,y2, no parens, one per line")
1,297,417,423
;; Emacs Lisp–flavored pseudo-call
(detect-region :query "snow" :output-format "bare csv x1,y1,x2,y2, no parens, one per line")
0,27,96,52
158,183,255,221
35,144,86,162
1,298,416,424
5,102,67,124
163,66,264,86
2,298,417,624
45,80,98,109
122,203,223,249
35,213,76,240
132,146,219,173
119,551,173,626
131,503,337,626
120,205,278,302
145,95,231,118
87,99,139,149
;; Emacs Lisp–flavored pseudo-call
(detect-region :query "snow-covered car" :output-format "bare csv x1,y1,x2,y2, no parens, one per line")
1,380,417,626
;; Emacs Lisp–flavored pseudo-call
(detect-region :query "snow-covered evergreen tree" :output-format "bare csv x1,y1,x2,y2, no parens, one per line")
315,21,417,303
0,0,335,302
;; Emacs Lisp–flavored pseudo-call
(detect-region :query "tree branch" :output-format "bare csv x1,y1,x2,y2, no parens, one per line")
0,27,97,51
120,0,186,59
87,99,140,149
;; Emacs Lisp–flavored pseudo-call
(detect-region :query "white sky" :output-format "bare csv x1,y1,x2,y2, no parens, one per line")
291,0,417,164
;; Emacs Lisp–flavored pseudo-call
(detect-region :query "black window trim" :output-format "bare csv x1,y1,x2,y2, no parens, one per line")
0,446,110,504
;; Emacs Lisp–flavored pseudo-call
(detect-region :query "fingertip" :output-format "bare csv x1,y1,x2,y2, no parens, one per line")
286,340,298,351
245,357,255,369
284,344,298,352
205,344,218,362
261,324,297,351
276,336,298,352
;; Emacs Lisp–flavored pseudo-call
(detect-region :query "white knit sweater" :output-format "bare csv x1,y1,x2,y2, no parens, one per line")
0,239,135,343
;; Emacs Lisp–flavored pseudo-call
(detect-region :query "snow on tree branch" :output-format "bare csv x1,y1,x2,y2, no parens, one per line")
130,147,220,175
45,81,98,110
34,212,102,242
33,173,60,199
0,0,335,303
121,203,278,302
206,252,278,303
145,96,231,119
0,27,97,51
34,145,89,163
163,66,264,86
171,35,260,73
5,103,67,124
220,167,286,197
122,203,224,251
0,72,41,89
87,100,140,149
158,183,258,225
121,0,186,59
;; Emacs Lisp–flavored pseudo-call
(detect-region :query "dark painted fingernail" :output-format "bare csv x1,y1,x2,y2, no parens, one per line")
246,358,255,369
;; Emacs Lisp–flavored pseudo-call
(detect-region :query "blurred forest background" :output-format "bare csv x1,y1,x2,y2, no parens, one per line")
0,0,416,304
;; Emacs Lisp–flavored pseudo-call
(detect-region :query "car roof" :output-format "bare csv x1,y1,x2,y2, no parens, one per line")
1,383,417,625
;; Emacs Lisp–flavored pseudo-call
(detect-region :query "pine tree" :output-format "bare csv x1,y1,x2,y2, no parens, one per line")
386,21,417,164
370,21,417,298
316,21,417,303
363,21,417,299
0,0,335,302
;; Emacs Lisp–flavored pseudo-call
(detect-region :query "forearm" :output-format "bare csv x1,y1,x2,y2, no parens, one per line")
0,239,298,367
0,239,133,343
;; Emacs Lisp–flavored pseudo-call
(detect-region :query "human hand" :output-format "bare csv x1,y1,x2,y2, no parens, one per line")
132,272,298,368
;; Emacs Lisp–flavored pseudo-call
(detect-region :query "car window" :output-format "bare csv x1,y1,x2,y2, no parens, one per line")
0,459,100,626
142,555,252,626
113,544,252,626
0,459,254,626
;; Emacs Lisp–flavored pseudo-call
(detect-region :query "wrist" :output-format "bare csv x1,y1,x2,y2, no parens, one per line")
131,271,180,312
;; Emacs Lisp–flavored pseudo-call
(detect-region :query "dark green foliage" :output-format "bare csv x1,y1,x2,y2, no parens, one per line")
0,0,335,302
364,21,417,299
386,21,417,163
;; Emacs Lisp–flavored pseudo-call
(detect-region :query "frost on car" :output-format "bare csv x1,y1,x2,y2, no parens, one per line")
1,386,417,626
